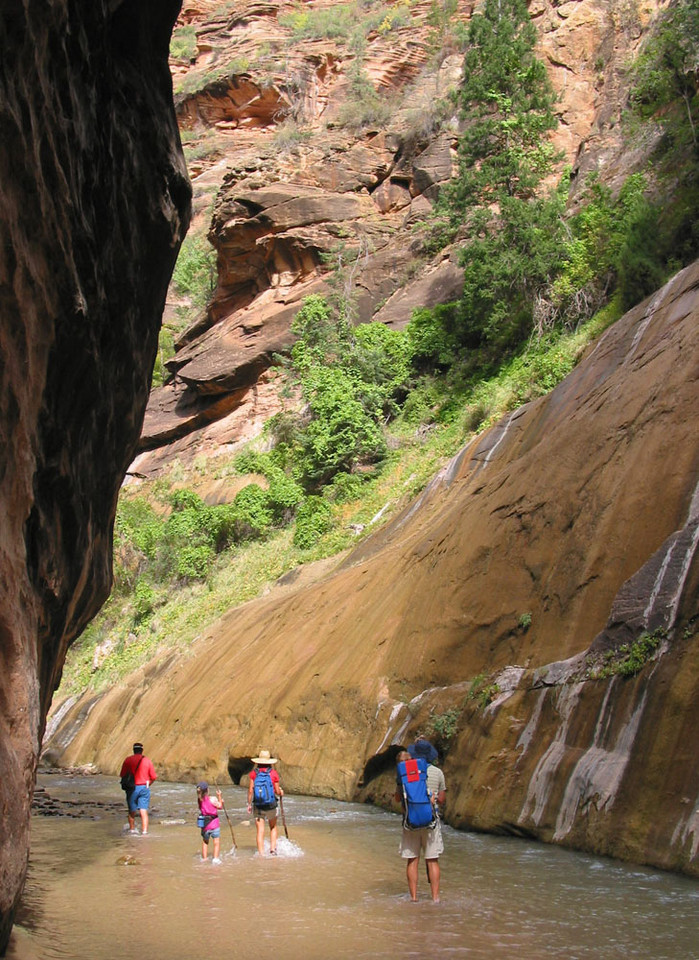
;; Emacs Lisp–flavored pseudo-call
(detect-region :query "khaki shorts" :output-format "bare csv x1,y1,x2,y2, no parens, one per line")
399,818,444,859
253,805,278,822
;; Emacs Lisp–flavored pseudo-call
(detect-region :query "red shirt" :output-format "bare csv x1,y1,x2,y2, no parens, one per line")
249,767,280,789
120,753,157,786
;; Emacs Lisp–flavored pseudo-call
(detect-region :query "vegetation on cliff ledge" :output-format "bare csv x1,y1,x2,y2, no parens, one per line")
56,0,699,702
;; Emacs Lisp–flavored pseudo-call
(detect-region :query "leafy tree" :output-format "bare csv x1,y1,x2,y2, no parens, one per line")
298,364,386,486
293,496,333,548
550,174,664,321
449,0,560,209
437,0,564,347
629,0,699,151
284,296,411,488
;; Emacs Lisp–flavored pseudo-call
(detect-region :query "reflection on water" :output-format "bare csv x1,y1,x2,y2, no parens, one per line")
8,774,699,960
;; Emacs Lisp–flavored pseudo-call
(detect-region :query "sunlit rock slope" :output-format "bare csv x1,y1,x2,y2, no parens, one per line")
0,1,190,951
47,259,699,876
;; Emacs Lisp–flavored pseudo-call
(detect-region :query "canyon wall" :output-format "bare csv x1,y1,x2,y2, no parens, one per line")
46,259,699,876
134,0,663,476
0,0,190,951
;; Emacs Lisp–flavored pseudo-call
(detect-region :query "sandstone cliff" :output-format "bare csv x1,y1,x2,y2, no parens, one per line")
0,1,190,952
47,259,699,876
133,0,663,476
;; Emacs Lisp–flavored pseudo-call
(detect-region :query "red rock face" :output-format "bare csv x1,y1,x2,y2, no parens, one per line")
0,0,190,950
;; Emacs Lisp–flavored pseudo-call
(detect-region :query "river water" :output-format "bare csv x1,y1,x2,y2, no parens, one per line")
7,774,699,960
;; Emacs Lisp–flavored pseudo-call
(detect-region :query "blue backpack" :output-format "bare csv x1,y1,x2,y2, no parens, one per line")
397,757,436,830
252,767,277,809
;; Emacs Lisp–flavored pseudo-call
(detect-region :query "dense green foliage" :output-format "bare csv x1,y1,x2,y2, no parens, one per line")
629,0,699,150
274,294,412,488
170,24,197,62
433,0,564,347
420,0,699,359
171,233,217,308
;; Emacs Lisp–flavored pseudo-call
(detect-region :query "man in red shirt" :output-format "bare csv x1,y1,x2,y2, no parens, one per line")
119,742,157,835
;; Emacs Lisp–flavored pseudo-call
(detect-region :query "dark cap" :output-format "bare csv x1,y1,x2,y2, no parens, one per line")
197,781,208,792
408,738,438,764
133,742,143,752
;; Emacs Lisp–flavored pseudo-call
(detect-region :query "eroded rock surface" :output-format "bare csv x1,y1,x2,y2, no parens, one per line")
0,0,190,950
140,0,663,476
47,260,699,876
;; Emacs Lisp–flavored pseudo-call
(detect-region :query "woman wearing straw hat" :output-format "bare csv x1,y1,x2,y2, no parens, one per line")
247,749,284,856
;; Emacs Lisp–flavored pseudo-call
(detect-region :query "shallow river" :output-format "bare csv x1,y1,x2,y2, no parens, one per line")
8,774,699,960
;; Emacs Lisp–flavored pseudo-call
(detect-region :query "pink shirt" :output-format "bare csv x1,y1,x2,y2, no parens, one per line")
198,794,220,831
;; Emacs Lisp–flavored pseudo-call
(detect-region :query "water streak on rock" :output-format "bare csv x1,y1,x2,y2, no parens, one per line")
553,681,649,841
667,520,699,631
519,682,585,826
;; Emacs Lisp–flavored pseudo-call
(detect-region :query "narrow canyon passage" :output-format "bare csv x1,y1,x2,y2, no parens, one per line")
8,775,699,960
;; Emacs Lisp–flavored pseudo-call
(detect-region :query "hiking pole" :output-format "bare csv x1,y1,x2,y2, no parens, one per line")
279,794,289,840
221,799,237,851
215,782,237,851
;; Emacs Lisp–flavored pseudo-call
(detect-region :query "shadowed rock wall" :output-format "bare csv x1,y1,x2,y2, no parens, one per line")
47,260,699,875
0,0,190,951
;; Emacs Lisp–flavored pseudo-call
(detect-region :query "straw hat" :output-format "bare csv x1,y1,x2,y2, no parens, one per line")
251,749,278,764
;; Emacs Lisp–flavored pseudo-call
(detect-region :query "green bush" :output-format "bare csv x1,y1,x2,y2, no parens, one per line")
266,469,305,522
170,24,197,61
427,708,460,741
171,234,216,309
294,496,333,548
591,630,664,679
325,472,366,503
133,580,157,623
175,544,214,581
115,498,163,559
299,366,387,485
234,450,274,475
407,304,461,369
230,484,273,540
170,488,206,512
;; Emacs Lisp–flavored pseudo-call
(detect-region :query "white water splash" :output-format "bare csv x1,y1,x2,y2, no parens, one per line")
276,836,305,858
519,682,585,826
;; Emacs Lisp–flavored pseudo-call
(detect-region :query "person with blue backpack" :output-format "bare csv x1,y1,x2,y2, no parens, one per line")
395,738,446,902
247,749,284,856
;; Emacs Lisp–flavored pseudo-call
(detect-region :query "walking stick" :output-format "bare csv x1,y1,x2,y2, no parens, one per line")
221,799,237,851
279,794,289,840
215,783,237,851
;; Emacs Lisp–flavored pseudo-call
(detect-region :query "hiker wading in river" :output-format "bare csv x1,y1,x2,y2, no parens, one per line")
395,739,446,902
119,741,157,835
196,781,224,863
247,749,284,856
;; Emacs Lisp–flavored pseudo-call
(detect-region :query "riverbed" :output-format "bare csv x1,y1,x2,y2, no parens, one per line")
7,774,699,959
